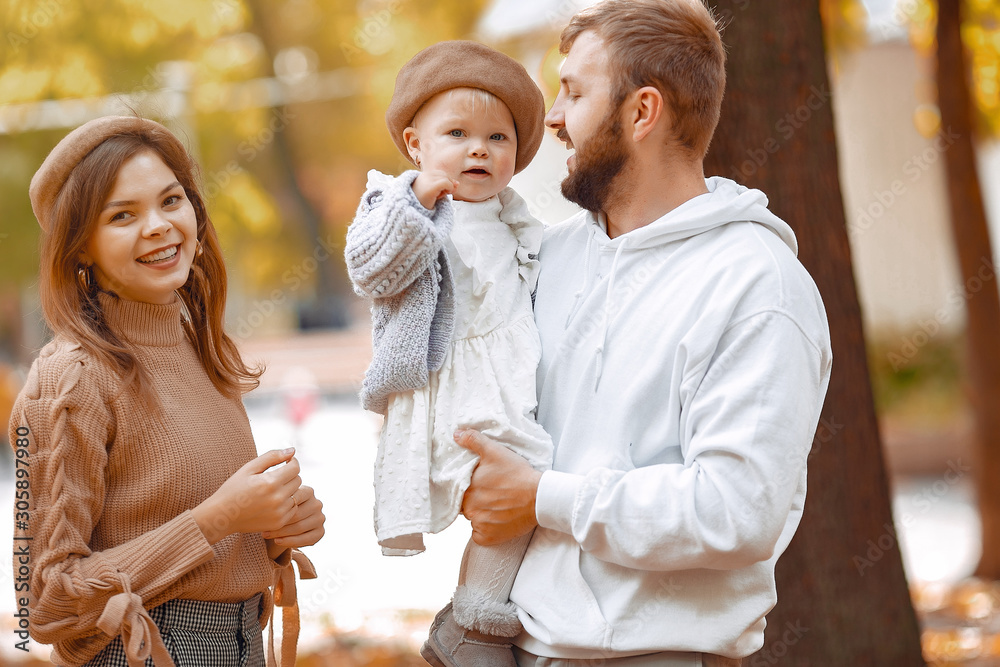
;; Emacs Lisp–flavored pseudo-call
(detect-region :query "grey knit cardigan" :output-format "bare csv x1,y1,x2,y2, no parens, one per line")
345,170,455,414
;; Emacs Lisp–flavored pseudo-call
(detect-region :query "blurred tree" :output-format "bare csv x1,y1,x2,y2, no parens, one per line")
907,0,1000,136
704,0,925,663
935,0,1000,579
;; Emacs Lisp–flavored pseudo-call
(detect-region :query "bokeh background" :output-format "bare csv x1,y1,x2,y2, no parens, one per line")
1,0,1000,664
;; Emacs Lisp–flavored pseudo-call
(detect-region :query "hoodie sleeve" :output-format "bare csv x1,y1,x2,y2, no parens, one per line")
534,309,831,571
344,170,454,299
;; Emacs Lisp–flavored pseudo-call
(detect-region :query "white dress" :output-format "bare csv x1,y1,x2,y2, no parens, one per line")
373,190,553,555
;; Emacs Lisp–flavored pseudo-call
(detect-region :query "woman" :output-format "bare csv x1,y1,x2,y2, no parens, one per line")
9,116,324,667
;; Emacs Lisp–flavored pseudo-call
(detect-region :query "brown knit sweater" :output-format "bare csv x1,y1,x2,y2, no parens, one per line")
8,293,305,667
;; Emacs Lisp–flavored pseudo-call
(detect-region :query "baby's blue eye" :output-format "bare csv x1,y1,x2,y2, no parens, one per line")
490,133,506,141
450,130,463,137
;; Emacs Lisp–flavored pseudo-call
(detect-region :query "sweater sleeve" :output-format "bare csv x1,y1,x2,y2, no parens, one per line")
535,310,831,571
9,342,214,660
345,169,454,299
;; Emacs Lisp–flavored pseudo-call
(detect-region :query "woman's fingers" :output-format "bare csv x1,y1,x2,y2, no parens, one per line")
274,526,325,549
243,447,295,475
263,494,325,542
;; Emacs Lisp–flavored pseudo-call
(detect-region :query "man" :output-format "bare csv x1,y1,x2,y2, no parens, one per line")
456,0,833,665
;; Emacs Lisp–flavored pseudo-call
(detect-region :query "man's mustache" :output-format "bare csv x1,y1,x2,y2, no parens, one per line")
556,128,571,145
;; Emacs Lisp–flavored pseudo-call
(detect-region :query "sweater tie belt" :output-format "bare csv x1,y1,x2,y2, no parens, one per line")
96,576,174,667
268,549,317,667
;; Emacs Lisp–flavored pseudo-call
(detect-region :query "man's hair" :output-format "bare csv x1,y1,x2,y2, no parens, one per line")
560,0,726,158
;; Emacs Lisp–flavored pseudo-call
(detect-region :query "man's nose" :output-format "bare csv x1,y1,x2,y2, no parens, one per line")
545,98,564,130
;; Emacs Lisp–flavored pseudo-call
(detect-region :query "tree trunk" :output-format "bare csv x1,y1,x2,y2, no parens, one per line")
936,0,1000,579
245,0,349,329
703,1,925,663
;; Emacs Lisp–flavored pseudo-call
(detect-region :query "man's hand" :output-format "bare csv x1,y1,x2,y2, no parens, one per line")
412,170,458,209
457,429,543,546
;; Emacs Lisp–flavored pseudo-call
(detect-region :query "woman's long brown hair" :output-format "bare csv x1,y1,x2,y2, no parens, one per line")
39,120,260,403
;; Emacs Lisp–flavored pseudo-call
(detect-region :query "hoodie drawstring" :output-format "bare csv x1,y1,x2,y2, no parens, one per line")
565,227,596,327
595,238,628,391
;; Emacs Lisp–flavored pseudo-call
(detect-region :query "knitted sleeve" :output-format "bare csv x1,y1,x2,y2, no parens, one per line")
9,341,214,665
345,169,454,299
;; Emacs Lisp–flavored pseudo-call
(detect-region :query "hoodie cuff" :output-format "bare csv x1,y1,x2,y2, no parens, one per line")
535,470,583,535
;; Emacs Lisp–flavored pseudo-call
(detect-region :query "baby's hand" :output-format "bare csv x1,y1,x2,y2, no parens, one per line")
412,170,458,210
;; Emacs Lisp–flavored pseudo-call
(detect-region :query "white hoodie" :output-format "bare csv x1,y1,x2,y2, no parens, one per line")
510,177,833,660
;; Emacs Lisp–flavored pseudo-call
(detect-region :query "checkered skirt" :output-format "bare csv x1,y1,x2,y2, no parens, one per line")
86,593,265,667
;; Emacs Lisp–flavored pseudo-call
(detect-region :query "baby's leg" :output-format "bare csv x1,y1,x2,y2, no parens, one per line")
452,531,533,636
421,533,532,667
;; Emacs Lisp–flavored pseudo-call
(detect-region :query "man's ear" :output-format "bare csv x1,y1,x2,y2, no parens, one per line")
403,127,420,163
628,86,667,143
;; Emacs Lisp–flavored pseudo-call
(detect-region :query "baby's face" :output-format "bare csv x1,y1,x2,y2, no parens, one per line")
408,88,517,202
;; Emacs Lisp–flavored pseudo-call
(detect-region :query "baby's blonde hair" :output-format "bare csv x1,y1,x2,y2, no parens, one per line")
412,87,514,130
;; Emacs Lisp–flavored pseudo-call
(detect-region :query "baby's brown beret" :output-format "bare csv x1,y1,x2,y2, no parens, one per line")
29,116,176,232
385,41,545,174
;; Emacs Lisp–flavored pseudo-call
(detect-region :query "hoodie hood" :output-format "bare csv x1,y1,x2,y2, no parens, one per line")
596,176,798,255
566,176,798,391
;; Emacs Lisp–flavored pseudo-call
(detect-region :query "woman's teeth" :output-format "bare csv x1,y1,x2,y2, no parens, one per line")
137,246,178,263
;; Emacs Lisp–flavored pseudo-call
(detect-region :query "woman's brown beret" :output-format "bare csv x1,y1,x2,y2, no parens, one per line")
29,116,175,232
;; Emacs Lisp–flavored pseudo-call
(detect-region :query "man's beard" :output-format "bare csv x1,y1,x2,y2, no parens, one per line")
561,105,629,213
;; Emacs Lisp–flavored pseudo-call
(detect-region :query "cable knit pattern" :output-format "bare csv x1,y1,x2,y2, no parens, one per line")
8,292,304,667
345,169,456,413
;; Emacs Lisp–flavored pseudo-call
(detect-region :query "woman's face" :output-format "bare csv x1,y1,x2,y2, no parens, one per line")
82,150,199,305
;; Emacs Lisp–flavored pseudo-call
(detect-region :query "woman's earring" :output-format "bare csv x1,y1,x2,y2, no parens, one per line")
77,265,91,291
195,241,204,258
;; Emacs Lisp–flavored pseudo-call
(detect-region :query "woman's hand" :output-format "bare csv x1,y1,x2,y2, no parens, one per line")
192,448,302,545
263,485,326,550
